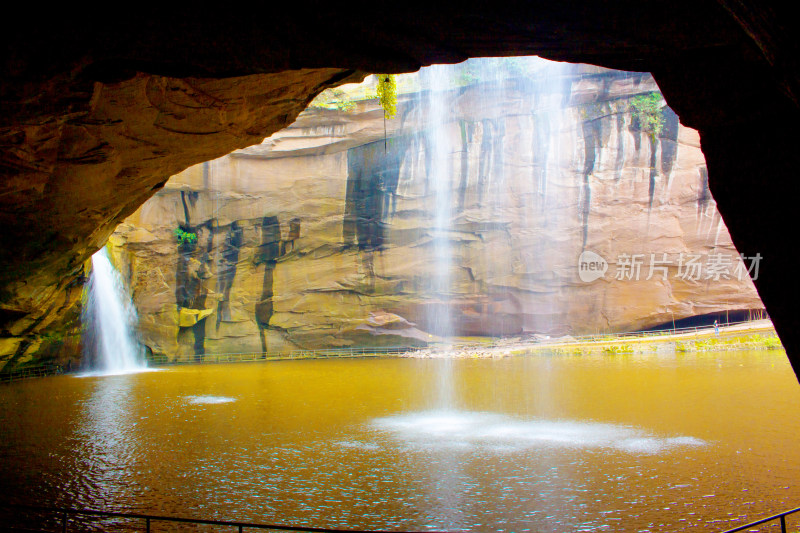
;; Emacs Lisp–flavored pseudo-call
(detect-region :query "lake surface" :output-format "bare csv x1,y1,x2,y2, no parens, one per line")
1,350,799,532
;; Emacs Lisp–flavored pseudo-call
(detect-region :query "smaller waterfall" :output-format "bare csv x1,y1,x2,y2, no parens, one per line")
81,247,149,375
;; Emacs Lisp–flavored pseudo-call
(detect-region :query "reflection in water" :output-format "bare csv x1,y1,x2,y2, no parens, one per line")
1,352,799,532
71,376,141,510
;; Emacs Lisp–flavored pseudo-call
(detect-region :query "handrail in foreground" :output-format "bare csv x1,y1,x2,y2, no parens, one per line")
2,504,441,533
8,503,799,532
720,506,800,532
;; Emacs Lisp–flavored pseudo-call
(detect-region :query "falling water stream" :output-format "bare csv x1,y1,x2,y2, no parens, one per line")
81,248,149,376
416,58,572,407
421,64,457,409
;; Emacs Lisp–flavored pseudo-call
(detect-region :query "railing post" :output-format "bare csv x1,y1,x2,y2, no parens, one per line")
781,514,787,533
146,517,151,533
62,510,67,533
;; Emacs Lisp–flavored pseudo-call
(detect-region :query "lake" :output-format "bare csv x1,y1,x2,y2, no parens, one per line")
1,350,798,531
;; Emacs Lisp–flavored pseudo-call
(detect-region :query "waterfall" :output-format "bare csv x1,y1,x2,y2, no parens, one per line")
422,65,456,341
417,65,458,409
81,247,149,375
411,57,574,341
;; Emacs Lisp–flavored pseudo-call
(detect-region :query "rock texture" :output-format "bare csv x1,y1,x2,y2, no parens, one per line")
0,67,362,370
108,66,761,359
2,5,800,377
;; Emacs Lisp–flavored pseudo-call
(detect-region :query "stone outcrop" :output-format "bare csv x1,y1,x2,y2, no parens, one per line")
107,65,761,359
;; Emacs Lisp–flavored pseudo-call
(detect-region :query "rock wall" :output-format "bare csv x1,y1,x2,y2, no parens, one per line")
109,64,762,358
0,67,362,370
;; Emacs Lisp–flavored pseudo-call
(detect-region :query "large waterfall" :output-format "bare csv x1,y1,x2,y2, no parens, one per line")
81,247,149,375
422,64,456,342
408,57,575,341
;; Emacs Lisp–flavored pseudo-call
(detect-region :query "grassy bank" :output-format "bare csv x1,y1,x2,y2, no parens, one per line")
519,322,783,357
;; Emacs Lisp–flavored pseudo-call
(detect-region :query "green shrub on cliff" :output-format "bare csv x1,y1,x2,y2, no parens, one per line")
630,92,664,137
173,227,197,245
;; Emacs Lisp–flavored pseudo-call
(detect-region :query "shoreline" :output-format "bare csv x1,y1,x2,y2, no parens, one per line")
404,319,783,358
1,321,783,382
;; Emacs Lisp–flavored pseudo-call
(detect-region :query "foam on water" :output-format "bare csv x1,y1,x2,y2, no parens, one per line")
371,411,706,454
185,395,237,405
75,368,159,378
333,440,383,451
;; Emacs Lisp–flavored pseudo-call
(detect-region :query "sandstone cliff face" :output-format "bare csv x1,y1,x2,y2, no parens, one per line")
108,63,762,358
0,68,361,370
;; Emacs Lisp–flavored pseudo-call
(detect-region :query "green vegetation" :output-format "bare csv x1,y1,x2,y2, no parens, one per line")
601,344,633,354
376,74,397,119
630,92,665,138
678,333,782,352
308,73,401,117
173,227,197,245
530,329,783,357
308,87,357,112
454,62,478,86
38,331,64,343
695,337,720,350
762,336,783,349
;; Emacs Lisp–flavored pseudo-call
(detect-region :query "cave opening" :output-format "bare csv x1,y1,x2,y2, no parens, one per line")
2,6,800,531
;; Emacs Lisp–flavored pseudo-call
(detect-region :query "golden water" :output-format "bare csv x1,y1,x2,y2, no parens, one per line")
1,351,799,531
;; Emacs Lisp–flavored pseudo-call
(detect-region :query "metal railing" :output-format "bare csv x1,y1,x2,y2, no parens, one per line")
0,365,63,384
147,345,420,366
0,317,779,381
9,503,799,532
3,504,430,533
153,318,778,365
526,318,778,347
720,506,800,532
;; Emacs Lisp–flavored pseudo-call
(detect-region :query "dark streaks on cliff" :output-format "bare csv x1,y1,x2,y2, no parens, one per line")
175,217,214,360
614,110,626,181
698,166,711,218
648,135,658,209
660,106,680,178
255,216,280,353
215,221,243,328
344,139,403,252
477,119,494,206
581,118,601,248
457,120,470,213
